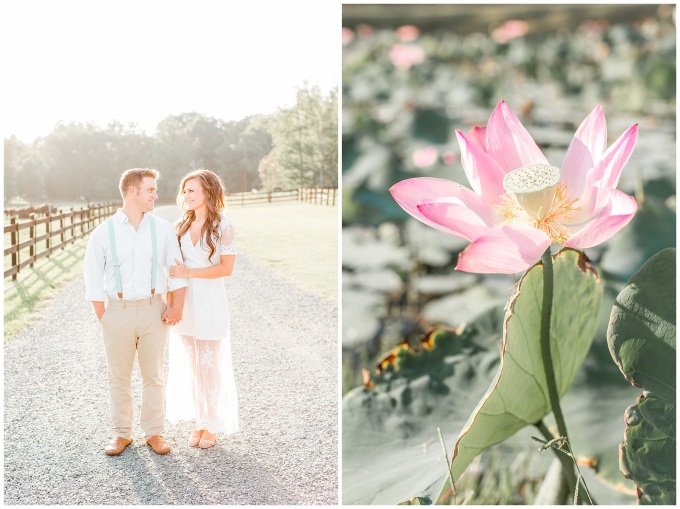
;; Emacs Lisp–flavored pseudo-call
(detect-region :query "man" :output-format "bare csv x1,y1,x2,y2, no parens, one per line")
85,168,188,456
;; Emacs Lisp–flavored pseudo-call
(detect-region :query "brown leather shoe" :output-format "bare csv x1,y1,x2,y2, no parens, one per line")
146,435,171,455
105,436,133,456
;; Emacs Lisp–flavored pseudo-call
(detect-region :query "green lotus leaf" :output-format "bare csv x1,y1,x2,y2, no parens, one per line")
619,393,676,505
608,248,676,401
607,248,676,504
437,248,602,503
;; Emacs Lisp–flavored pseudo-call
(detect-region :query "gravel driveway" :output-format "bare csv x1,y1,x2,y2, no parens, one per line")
4,207,338,505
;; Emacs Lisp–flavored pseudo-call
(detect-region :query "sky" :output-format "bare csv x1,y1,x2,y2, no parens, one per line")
2,0,339,143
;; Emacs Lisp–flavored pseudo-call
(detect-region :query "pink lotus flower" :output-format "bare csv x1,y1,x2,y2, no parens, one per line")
491,20,529,44
390,100,639,274
442,151,457,165
389,44,425,69
396,25,420,42
412,146,438,168
356,24,375,38
342,27,354,46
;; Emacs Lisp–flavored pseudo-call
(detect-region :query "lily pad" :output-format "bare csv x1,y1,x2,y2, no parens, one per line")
413,109,450,144
437,249,602,503
422,285,504,328
342,226,411,271
608,248,676,401
415,273,478,296
342,306,506,505
343,289,386,349
619,393,676,505
607,248,676,504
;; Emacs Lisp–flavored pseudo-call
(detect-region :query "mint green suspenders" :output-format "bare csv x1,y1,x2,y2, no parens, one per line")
106,215,157,299
149,216,157,295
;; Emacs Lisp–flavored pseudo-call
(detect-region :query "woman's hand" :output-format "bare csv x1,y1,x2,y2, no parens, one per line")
170,258,192,278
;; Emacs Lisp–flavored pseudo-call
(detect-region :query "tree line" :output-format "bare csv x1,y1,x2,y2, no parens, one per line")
4,83,338,203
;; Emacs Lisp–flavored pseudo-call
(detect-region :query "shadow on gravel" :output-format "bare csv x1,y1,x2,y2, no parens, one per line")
100,442,290,504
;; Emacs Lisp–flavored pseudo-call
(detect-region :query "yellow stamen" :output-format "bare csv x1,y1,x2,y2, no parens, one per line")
496,183,580,244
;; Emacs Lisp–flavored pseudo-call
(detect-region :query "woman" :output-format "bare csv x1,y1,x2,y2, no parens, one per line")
166,168,239,448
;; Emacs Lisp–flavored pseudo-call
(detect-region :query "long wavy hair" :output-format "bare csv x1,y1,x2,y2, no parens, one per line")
174,169,227,260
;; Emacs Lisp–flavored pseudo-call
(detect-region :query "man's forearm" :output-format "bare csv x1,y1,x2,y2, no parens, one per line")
168,287,186,312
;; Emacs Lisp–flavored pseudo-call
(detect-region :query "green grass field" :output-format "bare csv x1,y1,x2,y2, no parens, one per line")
4,237,88,342
224,201,338,302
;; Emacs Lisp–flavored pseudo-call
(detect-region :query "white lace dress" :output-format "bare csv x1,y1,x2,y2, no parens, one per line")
166,215,239,435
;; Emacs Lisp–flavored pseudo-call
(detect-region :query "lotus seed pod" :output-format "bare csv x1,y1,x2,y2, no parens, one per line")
503,163,561,219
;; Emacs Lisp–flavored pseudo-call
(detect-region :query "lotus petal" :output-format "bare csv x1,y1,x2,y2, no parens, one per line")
455,224,551,274
565,190,638,249
485,100,549,172
390,178,496,240
561,105,607,196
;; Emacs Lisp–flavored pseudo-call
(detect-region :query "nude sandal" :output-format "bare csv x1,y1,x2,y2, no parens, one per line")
199,437,216,449
188,430,203,448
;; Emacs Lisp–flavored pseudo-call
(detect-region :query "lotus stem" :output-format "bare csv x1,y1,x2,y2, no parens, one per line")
539,248,579,503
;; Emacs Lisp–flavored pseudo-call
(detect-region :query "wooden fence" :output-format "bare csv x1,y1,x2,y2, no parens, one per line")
298,188,337,206
4,187,337,279
225,190,299,206
4,202,120,280
226,188,337,207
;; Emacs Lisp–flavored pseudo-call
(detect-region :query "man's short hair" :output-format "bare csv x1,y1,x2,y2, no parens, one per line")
119,168,160,198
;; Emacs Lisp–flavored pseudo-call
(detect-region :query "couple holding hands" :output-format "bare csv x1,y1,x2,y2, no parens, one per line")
85,168,238,455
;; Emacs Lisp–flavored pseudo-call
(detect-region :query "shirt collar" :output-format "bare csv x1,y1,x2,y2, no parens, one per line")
115,208,149,225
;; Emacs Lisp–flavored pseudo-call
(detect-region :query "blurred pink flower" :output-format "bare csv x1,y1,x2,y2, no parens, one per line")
342,27,354,46
391,100,639,274
356,24,375,38
389,44,425,69
396,25,420,41
412,146,438,168
442,151,457,165
491,20,528,44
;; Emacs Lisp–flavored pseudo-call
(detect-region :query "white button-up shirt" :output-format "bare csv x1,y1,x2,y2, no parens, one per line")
84,209,188,301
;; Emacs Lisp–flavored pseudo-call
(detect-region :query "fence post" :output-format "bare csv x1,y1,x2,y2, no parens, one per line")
268,191,271,203
70,207,75,243
46,207,51,255
29,213,35,268
60,208,65,250
10,217,17,280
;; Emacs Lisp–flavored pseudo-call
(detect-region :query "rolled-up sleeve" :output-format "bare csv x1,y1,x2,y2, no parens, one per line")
84,227,106,301
165,224,188,291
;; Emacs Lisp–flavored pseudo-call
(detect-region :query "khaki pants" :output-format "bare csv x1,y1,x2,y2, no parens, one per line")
100,294,168,439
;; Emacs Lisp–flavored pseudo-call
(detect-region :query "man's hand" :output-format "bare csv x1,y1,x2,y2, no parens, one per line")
161,306,183,326
91,301,106,322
